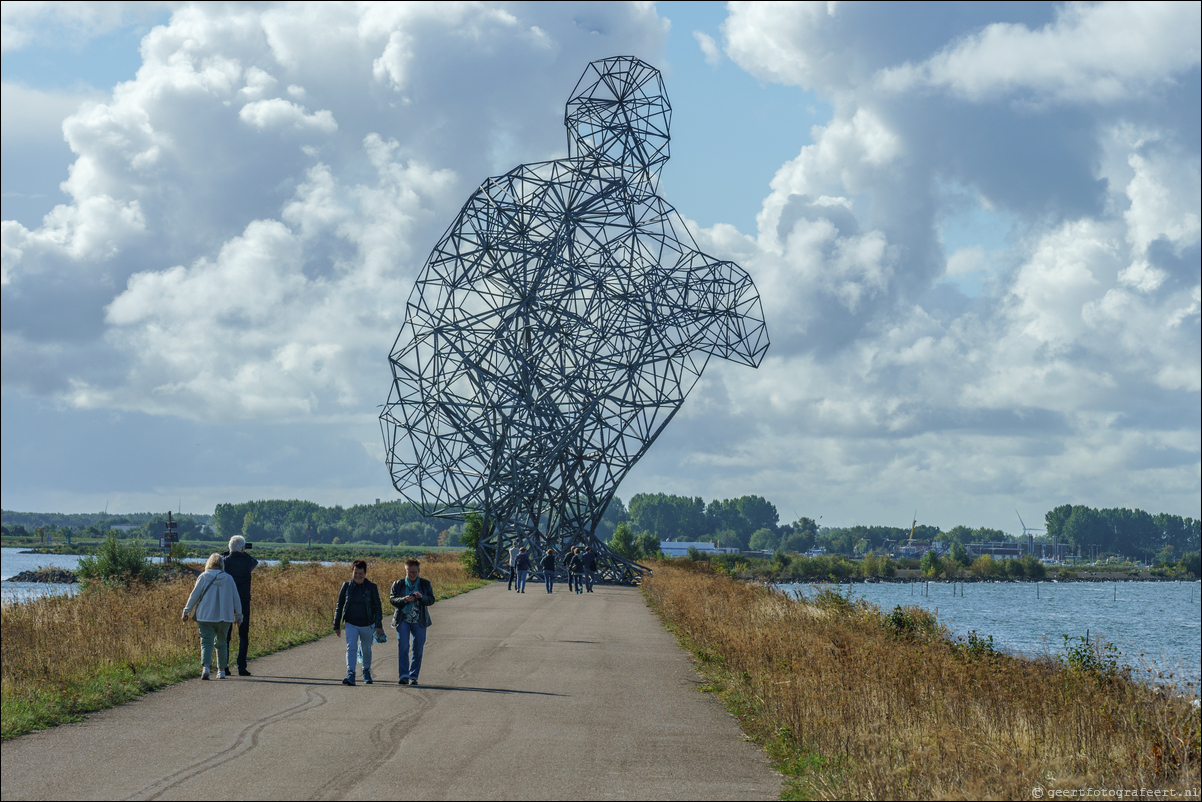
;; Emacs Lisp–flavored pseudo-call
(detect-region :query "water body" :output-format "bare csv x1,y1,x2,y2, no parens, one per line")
1,548,85,603
782,580,1202,688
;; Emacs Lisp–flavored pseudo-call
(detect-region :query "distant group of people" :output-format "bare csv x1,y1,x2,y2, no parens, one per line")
508,544,598,594
181,539,435,686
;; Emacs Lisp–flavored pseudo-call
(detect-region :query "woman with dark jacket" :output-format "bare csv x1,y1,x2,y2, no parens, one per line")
539,549,557,593
390,557,436,685
334,559,384,685
567,547,585,594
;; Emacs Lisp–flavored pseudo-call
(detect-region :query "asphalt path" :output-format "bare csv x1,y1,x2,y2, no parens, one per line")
2,582,779,800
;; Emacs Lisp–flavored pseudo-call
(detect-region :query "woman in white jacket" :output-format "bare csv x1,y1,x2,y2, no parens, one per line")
181,553,244,680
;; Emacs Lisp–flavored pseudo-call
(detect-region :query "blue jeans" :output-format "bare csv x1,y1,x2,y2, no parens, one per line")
544,573,554,593
516,570,529,591
344,623,375,677
397,622,427,681
583,571,594,591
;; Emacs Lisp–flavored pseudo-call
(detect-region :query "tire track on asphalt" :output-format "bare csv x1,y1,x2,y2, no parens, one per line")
124,687,328,801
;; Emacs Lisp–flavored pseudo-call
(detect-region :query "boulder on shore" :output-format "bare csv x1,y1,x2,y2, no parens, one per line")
5,568,78,584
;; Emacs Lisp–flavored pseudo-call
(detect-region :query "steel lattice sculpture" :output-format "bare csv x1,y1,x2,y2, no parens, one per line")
381,56,768,583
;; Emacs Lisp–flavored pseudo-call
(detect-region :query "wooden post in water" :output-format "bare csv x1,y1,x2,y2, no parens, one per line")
1113,582,1116,601
1037,582,1039,599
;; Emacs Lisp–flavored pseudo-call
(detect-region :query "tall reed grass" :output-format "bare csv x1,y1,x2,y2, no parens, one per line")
643,561,1199,800
1,554,485,739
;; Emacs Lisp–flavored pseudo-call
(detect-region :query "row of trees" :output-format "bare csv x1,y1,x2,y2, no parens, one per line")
1,515,209,544
1045,505,1199,562
211,499,458,547
1,510,206,530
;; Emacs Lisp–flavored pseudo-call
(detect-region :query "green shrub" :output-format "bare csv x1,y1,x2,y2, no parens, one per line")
76,533,160,587
885,604,942,640
1060,634,1127,680
459,512,484,578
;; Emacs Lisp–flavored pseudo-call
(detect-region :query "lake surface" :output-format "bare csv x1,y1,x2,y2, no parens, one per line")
782,579,1202,688
1,548,86,603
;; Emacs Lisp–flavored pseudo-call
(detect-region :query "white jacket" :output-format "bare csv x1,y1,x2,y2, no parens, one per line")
183,569,243,623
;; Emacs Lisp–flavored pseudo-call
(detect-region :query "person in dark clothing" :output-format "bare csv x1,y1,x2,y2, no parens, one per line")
539,549,557,593
390,557,436,685
333,559,384,685
568,547,585,594
222,536,258,675
581,545,598,592
513,546,532,593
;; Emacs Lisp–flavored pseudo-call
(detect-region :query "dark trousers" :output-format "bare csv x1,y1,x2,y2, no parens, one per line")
584,571,594,591
225,598,250,670
507,567,515,590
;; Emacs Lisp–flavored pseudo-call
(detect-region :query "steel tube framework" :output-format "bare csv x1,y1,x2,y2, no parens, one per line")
381,56,768,583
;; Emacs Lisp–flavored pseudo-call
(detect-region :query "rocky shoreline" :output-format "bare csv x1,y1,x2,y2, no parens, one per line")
5,568,79,584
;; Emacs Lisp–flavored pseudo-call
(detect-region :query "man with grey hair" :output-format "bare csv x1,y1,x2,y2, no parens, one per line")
222,535,258,676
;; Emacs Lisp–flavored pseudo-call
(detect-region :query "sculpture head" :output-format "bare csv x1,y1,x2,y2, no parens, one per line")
564,56,670,182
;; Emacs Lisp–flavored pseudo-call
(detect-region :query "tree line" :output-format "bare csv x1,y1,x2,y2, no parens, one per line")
1044,505,1199,563
210,499,461,547
6,497,1198,566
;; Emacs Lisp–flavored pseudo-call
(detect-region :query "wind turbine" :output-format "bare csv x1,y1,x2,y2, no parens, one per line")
1015,510,1043,538
1016,510,1044,556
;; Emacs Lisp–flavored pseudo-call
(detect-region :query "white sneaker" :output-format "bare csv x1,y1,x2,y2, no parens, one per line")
216,669,226,679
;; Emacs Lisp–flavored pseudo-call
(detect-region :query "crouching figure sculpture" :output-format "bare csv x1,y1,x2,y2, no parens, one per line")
381,56,768,583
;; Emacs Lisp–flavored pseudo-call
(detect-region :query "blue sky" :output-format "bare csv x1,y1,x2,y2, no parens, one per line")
2,2,1199,534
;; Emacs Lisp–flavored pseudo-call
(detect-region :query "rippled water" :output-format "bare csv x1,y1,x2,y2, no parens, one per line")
781,579,1202,687
1,549,86,603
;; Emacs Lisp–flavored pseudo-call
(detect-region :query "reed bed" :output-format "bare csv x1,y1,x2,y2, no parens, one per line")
1,554,485,739
643,561,1200,800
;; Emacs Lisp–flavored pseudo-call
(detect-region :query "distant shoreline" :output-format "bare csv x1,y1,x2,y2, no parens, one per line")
768,571,1195,583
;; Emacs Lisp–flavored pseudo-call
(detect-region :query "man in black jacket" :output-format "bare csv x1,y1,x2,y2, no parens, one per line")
581,545,598,592
222,536,258,675
334,560,384,685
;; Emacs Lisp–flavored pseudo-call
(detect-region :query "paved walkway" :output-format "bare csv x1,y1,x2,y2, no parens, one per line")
1,582,779,800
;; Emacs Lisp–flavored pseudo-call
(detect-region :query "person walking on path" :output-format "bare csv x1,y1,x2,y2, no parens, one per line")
567,547,585,594
333,559,384,686
221,536,258,676
514,546,531,593
181,553,243,680
390,557,435,685
506,544,518,591
539,549,557,593
581,545,598,592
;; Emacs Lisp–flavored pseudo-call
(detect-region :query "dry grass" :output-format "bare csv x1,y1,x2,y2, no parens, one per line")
1,554,486,738
643,561,1200,800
